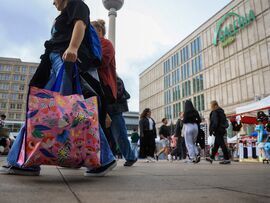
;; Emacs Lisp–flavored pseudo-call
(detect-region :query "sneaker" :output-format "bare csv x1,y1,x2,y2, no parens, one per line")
84,160,117,177
185,159,193,164
124,159,137,167
196,156,201,163
206,157,213,164
147,156,156,163
0,165,40,176
219,160,231,165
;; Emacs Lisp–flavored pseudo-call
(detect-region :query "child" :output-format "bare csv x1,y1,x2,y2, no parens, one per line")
1,0,116,177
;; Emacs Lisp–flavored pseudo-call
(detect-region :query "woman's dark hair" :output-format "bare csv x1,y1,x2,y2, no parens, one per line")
0,114,6,119
183,100,201,124
140,108,151,119
162,118,167,123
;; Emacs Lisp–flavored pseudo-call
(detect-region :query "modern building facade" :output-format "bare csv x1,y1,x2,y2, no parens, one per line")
139,0,270,127
0,57,38,121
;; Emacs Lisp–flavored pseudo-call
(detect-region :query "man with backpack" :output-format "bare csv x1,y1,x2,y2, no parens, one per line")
206,101,231,165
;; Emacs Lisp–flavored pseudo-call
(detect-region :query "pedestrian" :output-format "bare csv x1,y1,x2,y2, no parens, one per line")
206,100,231,164
0,114,6,128
131,129,140,158
183,100,201,163
1,0,116,177
139,108,157,162
91,20,137,167
155,118,171,161
171,112,185,160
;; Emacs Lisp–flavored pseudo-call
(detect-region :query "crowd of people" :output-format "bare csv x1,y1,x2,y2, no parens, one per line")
138,100,231,165
0,0,233,179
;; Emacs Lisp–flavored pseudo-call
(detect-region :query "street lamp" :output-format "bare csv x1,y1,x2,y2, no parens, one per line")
102,0,124,47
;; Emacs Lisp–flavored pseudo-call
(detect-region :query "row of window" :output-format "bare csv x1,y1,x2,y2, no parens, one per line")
164,75,204,103
7,113,22,120
192,75,204,93
0,83,25,91
0,93,24,100
191,37,202,57
191,55,202,75
172,85,181,102
164,90,171,105
0,74,27,81
0,65,36,74
165,94,205,120
0,103,23,110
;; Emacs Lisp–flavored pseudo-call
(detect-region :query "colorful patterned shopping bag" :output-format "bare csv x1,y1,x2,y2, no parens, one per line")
18,63,100,168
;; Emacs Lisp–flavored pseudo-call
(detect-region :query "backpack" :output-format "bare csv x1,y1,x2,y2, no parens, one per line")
219,111,229,129
116,77,130,102
87,25,102,67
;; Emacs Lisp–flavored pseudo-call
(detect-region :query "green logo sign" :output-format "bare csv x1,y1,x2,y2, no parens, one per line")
213,10,256,47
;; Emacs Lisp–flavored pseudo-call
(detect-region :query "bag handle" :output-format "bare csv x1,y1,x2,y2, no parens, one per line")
51,62,82,95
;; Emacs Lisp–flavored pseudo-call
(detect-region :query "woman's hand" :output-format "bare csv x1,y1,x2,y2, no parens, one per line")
62,46,78,62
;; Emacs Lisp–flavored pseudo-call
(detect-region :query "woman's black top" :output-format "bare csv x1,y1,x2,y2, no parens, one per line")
183,110,201,124
139,117,157,137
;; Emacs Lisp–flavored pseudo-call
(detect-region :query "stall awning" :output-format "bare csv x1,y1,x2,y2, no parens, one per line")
236,95,270,114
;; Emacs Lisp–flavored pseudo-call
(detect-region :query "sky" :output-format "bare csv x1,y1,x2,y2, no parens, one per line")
0,0,231,112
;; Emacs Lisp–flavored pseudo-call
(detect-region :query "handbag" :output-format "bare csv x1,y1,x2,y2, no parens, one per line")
17,63,100,168
207,135,215,146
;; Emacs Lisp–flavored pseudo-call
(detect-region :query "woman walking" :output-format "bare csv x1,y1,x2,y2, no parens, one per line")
183,100,201,163
139,108,157,162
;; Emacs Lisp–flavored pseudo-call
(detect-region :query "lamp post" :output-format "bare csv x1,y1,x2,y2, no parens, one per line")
102,0,124,48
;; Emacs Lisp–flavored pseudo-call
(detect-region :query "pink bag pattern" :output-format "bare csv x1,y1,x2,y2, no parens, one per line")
19,87,100,169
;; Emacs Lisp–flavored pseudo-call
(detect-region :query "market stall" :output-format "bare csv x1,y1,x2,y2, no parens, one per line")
231,96,270,163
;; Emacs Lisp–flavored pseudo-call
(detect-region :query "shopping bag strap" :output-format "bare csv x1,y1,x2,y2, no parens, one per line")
51,62,82,95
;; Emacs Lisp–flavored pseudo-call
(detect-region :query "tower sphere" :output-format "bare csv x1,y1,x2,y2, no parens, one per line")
102,0,124,11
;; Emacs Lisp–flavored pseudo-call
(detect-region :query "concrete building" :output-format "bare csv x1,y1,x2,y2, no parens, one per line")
139,0,270,127
0,57,38,121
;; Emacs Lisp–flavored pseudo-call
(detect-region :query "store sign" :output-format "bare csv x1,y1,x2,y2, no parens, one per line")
213,10,256,48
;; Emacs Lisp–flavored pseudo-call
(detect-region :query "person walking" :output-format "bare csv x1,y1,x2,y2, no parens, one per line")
183,100,201,163
91,20,137,167
1,0,116,177
171,112,185,160
139,108,157,162
131,129,140,158
155,118,171,161
206,101,231,165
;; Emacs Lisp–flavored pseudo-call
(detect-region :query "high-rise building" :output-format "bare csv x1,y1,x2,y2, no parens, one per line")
139,0,270,127
0,57,38,121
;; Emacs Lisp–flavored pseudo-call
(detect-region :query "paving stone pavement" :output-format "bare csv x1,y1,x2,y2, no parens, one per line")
0,157,269,203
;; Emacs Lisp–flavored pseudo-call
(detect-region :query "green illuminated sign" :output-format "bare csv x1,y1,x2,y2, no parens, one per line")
213,10,256,47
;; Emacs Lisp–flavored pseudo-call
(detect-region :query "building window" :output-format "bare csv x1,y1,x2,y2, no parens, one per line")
193,94,205,112
18,94,23,100
11,84,19,91
13,66,20,72
173,102,181,119
164,90,171,105
0,83,9,90
0,93,9,99
181,62,190,81
20,75,26,81
165,106,172,119
8,113,15,119
182,80,191,98
10,94,18,100
193,74,204,93
10,103,16,109
21,66,27,73
16,114,21,119
0,103,7,109
30,67,36,74
13,74,20,81
17,104,23,109
191,36,202,57
0,74,10,80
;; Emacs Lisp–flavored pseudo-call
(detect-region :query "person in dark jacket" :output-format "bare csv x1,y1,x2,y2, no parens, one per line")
183,100,201,163
206,101,231,164
171,112,186,160
139,108,157,162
